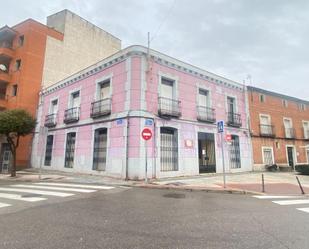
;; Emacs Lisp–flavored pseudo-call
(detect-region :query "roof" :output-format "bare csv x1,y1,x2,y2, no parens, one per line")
247,86,309,105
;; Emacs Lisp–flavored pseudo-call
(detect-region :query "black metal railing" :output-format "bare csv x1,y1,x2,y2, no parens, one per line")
197,106,216,123
285,128,295,139
259,124,275,137
227,112,242,127
64,107,80,124
90,98,111,118
44,113,57,127
158,97,181,117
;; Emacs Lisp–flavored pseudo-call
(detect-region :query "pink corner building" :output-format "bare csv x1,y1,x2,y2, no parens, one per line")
31,45,253,179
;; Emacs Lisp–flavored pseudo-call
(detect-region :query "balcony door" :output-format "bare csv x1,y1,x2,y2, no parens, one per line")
284,118,293,138
260,115,271,135
50,99,58,114
98,80,110,100
227,97,236,114
71,92,80,108
198,89,210,108
161,78,174,99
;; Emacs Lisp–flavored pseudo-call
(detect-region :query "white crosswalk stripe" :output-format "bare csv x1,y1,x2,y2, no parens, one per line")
0,183,116,211
0,193,46,202
252,195,309,215
0,187,74,197
0,202,11,208
35,182,115,190
13,184,97,193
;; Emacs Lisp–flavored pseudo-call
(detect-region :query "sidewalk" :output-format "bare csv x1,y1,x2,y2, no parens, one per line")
1,169,309,195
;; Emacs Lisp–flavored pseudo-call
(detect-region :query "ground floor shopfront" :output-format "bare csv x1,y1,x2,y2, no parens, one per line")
252,137,309,171
31,115,253,180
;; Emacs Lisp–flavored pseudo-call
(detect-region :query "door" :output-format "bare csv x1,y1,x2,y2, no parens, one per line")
0,144,11,173
198,132,216,173
64,133,76,168
93,129,107,171
98,80,110,100
287,147,295,167
227,97,235,114
284,119,292,138
160,127,178,171
229,135,241,169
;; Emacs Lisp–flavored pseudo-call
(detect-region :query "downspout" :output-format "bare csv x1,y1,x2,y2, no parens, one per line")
125,110,131,181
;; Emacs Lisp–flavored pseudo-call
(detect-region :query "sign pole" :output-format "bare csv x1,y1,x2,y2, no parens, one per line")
145,140,148,184
221,132,226,188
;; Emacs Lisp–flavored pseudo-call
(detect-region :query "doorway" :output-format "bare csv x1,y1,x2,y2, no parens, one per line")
198,132,216,173
287,146,295,167
0,143,11,173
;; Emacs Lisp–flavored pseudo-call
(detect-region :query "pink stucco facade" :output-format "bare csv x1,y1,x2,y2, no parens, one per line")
31,45,253,179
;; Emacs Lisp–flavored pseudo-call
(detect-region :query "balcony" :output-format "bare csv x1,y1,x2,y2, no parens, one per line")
259,124,275,137
64,107,80,124
197,106,216,123
90,98,111,118
227,112,242,127
0,71,11,83
0,45,14,59
158,97,181,118
285,128,295,139
44,113,57,128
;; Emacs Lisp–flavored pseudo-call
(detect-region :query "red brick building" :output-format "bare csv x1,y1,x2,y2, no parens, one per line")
247,86,309,170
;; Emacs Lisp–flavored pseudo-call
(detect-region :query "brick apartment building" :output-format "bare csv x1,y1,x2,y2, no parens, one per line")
0,10,121,172
247,86,309,171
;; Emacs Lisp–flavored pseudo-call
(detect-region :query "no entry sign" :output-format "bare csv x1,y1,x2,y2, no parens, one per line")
142,128,152,141
226,134,232,141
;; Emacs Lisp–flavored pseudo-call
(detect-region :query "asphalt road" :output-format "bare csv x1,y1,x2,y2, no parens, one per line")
0,186,308,249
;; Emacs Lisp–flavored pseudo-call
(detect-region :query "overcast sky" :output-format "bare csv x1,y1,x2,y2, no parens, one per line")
1,0,308,99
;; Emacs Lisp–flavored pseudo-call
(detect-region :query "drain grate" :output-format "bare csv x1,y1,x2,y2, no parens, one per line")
163,193,186,199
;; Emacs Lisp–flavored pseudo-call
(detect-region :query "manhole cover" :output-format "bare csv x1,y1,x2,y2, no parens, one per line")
163,193,186,199
22,194,42,198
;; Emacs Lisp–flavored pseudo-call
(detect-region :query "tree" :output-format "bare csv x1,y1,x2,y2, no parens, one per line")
0,109,36,177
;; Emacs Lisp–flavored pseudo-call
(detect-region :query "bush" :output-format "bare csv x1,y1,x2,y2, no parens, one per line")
295,164,309,175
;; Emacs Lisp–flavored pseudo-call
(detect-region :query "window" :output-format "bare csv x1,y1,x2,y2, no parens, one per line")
275,141,280,149
93,128,108,171
44,135,54,166
303,121,309,139
160,127,178,171
282,99,288,108
15,59,21,70
299,103,306,111
97,79,110,100
229,135,241,169
283,118,294,138
260,114,272,135
227,96,236,114
161,77,175,99
12,85,18,96
50,99,58,114
263,147,274,165
18,35,24,47
64,132,76,168
198,89,210,107
259,94,265,103
71,91,80,108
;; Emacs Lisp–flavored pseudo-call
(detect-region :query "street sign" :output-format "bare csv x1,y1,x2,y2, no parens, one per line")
141,128,152,141
217,121,224,133
145,119,153,126
226,134,232,141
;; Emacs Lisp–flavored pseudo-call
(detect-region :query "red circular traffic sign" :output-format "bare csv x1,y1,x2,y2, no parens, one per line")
142,128,152,141
226,134,232,141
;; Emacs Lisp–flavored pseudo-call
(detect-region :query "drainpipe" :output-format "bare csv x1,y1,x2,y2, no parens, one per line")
125,110,131,181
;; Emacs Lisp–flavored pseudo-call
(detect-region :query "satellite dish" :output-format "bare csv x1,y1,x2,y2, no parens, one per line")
0,64,7,71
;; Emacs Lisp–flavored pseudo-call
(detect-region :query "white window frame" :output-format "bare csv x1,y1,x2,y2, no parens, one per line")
262,146,275,165
196,84,212,108
259,114,271,125
49,97,59,115
225,94,238,113
285,145,298,165
94,73,113,101
259,94,265,103
67,88,81,109
282,99,288,108
303,121,309,139
158,71,179,100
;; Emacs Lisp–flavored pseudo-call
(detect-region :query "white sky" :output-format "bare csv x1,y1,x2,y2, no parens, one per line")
1,0,308,99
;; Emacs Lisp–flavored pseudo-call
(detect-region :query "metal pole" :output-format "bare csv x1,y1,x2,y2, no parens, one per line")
262,174,265,193
296,176,305,195
145,140,148,184
221,132,226,188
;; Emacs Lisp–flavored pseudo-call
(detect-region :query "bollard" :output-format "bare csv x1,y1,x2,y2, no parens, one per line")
262,174,265,193
296,176,305,195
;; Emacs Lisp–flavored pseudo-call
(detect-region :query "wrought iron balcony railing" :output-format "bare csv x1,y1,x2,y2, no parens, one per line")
227,112,242,127
158,97,181,117
259,124,275,137
90,98,111,118
197,106,216,123
44,113,57,127
64,107,80,124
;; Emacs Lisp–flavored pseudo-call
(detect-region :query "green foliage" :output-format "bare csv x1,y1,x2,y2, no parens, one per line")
295,164,309,175
0,109,36,136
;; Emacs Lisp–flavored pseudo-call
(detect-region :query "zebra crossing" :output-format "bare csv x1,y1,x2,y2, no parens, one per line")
253,195,309,215
0,182,116,211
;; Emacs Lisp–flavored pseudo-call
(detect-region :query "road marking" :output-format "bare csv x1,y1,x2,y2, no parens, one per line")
253,195,302,199
297,208,309,213
0,192,46,202
13,184,96,193
272,200,309,205
35,182,115,190
0,202,11,208
0,187,74,197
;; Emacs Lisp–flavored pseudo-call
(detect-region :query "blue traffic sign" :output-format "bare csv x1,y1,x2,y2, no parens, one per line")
217,121,224,133
145,119,153,126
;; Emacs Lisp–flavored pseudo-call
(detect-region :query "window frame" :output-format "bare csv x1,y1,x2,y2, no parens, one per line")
262,146,274,165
